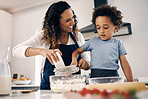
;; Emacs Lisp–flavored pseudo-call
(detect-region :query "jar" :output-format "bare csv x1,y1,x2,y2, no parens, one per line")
0,45,11,95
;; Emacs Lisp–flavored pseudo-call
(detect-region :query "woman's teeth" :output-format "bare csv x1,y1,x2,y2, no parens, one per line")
68,26,73,29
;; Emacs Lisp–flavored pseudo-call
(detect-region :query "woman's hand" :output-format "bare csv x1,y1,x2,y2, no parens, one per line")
78,59,90,70
40,49,62,65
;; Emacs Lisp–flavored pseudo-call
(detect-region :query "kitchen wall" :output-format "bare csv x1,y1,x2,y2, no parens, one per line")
11,0,148,83
112,0,148,78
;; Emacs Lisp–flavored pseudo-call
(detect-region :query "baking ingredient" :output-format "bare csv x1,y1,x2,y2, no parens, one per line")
65,88,137,99
0,45,11,95
0,76,11,95
12,74,18,81
13,75,29,81
19,75,28,81
85,82,146,92
54,65,79,76
52,52,65,69
50,75,86,92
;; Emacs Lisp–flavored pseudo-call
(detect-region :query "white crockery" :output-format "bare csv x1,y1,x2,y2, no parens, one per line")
13,80,31,85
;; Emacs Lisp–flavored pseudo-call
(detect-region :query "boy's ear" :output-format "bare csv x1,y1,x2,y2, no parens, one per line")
114,26,118,33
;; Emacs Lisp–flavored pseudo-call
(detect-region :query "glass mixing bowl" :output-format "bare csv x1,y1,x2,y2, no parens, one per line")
89,76,124,84
50,74,86,92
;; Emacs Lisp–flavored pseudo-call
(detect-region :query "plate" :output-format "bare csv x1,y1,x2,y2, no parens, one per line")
138,77,148,84
13,80,31,85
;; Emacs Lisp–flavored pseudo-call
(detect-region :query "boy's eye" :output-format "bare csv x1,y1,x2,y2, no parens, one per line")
104,27,109,29
97,27,100,30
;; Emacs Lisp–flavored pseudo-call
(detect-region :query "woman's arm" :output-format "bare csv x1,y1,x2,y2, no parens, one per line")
120,55,133,82
12,29,62,65
25,47,62,65
12,29,44,58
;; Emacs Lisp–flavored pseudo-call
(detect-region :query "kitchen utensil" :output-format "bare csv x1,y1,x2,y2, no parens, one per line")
13,74,18,80
52,52,81,76
52,52,65,69
54,65,79,76
85,82,147,92
21,89,38,93
50,74,86,92
88,76,124,84
138,77,148,84
13,80,31,85
0,45,11,95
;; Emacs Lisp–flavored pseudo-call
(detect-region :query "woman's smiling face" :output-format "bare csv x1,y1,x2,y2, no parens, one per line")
95,16,118,40
59,8,75,33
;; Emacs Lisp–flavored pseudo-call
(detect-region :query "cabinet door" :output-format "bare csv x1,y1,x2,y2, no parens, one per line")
0,10,12,62
0,10,12,45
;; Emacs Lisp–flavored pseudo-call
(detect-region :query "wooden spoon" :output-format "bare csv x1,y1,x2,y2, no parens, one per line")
21,89,38,93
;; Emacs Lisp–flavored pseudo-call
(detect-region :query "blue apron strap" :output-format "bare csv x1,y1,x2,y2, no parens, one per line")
69,32,79,47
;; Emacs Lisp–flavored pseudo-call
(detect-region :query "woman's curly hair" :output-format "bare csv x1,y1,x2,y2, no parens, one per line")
92,4,123,28
42,1,79,49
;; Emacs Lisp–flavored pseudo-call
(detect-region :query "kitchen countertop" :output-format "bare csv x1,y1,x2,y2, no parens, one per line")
0,89,148,99
0,90,66,99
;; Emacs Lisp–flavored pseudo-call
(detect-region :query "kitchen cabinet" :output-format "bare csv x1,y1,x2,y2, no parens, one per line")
0,10,12,62
12,83,40,90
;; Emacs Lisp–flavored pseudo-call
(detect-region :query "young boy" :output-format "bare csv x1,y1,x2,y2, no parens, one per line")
71,5,133,82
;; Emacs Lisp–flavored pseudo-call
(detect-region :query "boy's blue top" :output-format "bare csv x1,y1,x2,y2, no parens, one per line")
81,37,127,70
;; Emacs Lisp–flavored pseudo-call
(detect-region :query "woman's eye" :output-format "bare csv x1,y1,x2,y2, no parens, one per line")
66,19,70,22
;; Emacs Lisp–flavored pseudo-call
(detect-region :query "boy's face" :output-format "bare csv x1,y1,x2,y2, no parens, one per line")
95,16,118,40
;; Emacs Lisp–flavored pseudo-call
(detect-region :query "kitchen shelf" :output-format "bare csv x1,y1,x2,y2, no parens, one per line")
80,22,132,41
12,82,40,90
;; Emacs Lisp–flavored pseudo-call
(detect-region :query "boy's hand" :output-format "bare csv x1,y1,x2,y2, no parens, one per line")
78,59,90,70
70,59,78,66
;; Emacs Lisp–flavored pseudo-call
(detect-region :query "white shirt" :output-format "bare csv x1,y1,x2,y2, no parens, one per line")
12,29,90,69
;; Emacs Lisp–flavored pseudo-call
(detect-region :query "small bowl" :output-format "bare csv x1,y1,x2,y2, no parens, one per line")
89,77,124,84
54,65,79,76
13,80,31,85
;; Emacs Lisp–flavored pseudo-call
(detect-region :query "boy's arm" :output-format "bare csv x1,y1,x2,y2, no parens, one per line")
71,47,84,65
120,55,133,82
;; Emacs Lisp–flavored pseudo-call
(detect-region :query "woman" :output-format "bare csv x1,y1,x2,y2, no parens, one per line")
12,1,90,90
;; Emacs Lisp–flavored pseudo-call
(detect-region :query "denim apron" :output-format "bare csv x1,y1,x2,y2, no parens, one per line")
40,32,81,90
90,69,119,78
